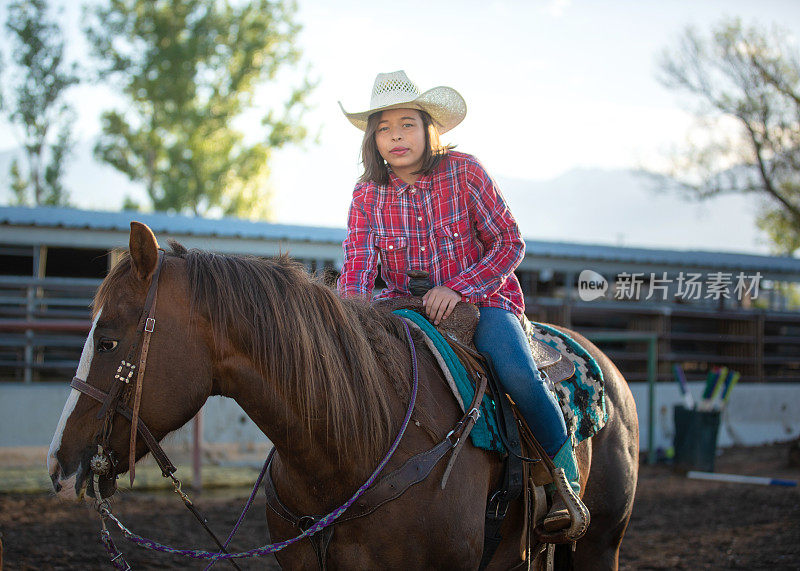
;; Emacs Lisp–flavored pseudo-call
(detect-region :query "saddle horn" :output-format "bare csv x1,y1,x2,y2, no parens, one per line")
407,270,433,297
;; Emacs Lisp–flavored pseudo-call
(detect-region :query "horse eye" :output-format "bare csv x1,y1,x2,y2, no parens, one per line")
97,338,119,353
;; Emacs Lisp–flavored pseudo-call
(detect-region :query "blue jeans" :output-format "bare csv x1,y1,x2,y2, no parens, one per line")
473,307,568,457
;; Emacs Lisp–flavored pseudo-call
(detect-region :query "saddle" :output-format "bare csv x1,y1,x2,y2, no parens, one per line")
374,296,576,387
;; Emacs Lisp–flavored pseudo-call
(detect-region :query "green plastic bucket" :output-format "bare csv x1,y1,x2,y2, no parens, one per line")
672,405,721,472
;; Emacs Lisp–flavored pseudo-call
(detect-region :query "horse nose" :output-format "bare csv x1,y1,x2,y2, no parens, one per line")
50,464,62,493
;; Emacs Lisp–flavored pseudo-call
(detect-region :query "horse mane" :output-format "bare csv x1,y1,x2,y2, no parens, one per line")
95,243,410,462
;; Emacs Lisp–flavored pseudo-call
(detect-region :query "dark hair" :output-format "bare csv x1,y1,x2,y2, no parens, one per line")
358,108,454,185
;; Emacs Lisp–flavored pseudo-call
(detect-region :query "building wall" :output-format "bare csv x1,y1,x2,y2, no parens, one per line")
5,381,798,452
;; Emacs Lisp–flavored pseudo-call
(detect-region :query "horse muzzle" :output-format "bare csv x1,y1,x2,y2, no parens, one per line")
48,449,118,501
48,456,83,501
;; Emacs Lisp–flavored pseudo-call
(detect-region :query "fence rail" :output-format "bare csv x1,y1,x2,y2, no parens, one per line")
0,276,97,382
3,276,800,384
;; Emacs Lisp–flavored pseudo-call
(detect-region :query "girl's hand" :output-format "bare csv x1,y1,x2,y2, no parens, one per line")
422,286,461,325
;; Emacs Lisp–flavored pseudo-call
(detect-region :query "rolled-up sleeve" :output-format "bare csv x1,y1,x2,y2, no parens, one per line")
337,185,378,299
444,159,525,301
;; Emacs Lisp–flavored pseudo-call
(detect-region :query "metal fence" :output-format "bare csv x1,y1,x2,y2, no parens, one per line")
0,276,97,382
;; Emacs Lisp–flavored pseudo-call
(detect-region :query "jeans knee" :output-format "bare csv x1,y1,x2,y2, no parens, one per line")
499,365,543,396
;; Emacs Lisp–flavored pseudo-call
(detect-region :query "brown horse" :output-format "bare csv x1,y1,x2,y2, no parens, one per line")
48,222,638,569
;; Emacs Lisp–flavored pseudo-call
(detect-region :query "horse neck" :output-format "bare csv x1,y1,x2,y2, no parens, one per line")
210,304,410,491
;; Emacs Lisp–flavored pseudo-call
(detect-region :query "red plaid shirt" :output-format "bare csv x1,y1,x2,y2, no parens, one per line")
338,151,526,315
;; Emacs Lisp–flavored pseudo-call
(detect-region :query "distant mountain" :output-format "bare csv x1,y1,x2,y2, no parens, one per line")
497,168,771,254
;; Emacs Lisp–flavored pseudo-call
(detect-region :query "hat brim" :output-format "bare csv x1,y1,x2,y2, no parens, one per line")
339,86,467,134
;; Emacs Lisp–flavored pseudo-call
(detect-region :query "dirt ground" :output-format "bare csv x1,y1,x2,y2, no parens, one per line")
1,442,798,570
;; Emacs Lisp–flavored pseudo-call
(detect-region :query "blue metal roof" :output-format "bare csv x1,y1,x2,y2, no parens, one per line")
0,205,345,244
2,205,799,274
524,239,800,273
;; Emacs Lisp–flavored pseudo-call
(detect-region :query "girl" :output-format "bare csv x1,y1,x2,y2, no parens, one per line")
337,70,583,530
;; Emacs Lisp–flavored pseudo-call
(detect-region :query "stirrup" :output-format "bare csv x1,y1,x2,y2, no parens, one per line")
542,496,571,532
535,467,590,544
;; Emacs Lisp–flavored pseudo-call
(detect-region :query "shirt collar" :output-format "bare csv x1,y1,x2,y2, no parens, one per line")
388,167,433,195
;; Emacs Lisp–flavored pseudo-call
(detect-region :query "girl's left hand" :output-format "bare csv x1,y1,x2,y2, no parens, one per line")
422,286,461,325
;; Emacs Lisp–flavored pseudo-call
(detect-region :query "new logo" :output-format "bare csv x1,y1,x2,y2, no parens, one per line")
578,270,608,301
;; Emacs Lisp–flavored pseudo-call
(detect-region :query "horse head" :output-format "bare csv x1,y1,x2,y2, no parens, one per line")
47,222,213,500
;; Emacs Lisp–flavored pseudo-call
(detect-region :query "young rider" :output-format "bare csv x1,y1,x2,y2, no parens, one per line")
337,70,583,530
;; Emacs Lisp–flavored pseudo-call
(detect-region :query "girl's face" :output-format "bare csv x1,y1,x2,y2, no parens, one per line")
374,108,426,180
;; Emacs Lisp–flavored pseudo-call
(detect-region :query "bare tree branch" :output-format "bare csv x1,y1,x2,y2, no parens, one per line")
655,18,800,254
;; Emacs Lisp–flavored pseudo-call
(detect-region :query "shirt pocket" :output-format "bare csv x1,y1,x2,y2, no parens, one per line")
375,235,408,288
434,218,473,266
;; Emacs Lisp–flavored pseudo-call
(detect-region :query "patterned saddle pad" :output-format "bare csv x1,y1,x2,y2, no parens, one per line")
394,309,608,452
394,308,506,453
522,318,608,443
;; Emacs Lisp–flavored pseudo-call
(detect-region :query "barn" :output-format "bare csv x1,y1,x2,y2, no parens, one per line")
1,205,799,452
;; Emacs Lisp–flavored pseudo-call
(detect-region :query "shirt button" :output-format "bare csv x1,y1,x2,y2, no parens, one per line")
483,294,488,298
417,216,423,221
421,246,426,251
388,245,394,250
453,232,459,237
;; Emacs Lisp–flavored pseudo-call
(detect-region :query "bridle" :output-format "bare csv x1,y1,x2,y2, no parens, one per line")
68,250,242,569
70,249,171,489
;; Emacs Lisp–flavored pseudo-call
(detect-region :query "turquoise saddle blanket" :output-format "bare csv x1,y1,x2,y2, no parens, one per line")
394,309,607,453
394,309,505,453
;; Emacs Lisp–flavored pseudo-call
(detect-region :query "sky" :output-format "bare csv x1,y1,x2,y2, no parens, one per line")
1,0,799,253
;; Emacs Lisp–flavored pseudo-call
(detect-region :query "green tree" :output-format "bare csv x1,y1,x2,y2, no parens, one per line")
657,18,800,255
85,0,313,218
2,0,77,206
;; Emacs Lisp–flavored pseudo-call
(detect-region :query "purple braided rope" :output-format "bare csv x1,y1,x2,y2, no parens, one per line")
100,529,132,570
102,320,419,562
203,454,271,570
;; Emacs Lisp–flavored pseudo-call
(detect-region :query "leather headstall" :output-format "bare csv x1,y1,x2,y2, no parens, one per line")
70,249,177,488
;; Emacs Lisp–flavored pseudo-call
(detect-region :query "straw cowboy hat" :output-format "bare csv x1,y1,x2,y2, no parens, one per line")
339,70,467,134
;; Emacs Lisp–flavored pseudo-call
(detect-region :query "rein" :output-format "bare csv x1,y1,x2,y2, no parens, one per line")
78,319,423,565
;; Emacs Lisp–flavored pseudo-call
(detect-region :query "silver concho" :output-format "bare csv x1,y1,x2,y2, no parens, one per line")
90,452,111,476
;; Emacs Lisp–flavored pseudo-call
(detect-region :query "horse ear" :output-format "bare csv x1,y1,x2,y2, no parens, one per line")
129,221,160,280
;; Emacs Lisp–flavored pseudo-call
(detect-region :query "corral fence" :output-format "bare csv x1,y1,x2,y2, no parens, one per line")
0,276,96,383
3,275,800,385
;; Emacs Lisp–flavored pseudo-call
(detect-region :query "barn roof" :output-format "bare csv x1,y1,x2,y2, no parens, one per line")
522,238,800,274
0,205,344,244
2,205,799,276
